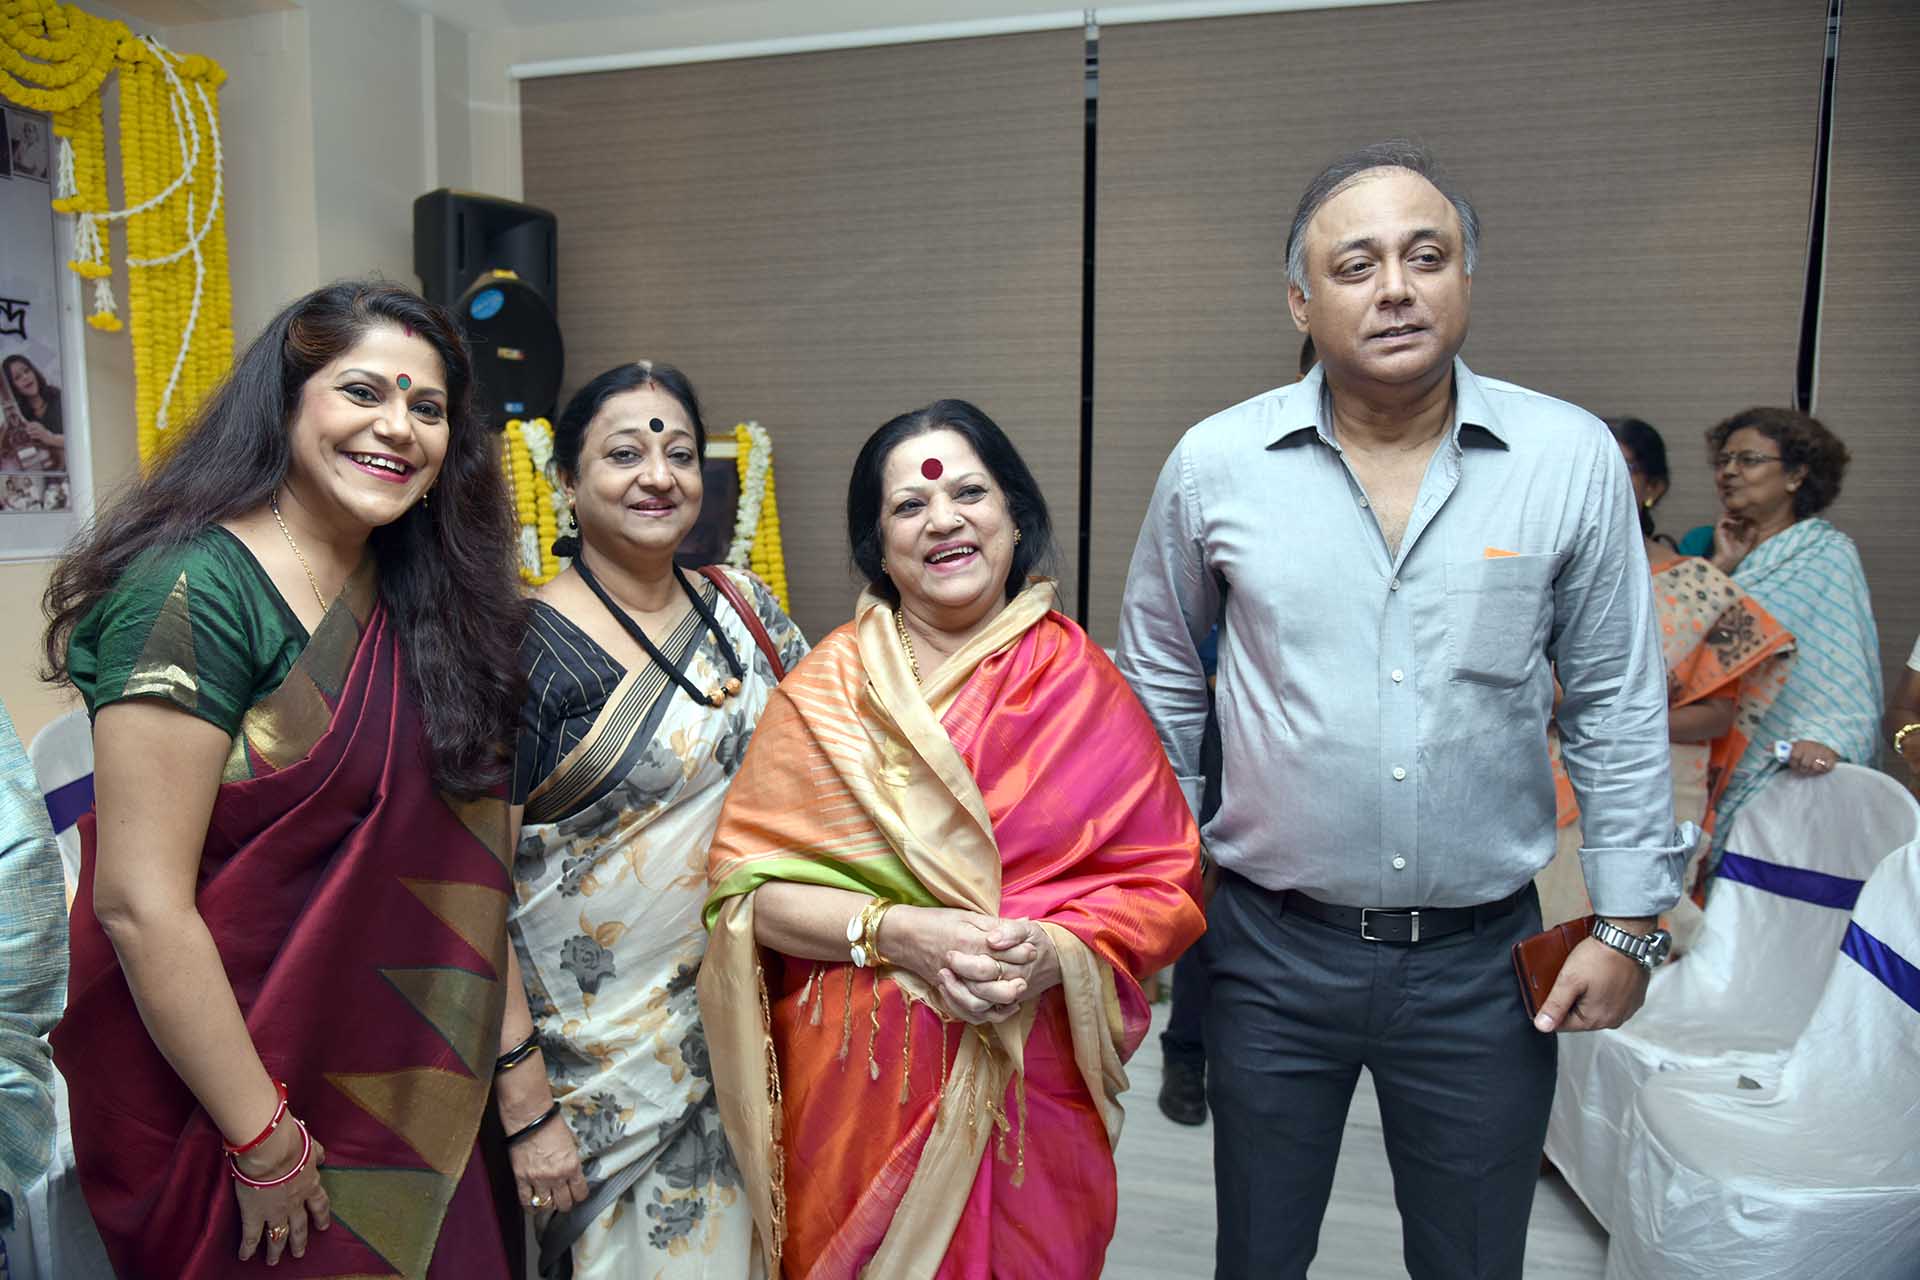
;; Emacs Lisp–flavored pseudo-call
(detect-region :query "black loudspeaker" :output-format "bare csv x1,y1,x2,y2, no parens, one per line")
413,189,557,308
413,190,564,423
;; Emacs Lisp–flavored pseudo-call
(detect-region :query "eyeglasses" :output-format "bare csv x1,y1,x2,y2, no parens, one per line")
1713,451,1782,471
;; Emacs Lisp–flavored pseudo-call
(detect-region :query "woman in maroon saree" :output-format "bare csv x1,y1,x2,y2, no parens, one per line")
42,283,526,1277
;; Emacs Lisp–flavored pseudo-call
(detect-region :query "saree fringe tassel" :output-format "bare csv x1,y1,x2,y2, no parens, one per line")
755,963,789,1257
867,971,883,1082
838,966,856,1063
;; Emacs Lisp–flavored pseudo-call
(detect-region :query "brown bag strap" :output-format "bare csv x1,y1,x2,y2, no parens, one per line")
696,565,787,681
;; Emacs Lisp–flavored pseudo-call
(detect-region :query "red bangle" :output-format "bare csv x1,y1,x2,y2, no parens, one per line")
229,1117,311,1188
223,1080,290,1156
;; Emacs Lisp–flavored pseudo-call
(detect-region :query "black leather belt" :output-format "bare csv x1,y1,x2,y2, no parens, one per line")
1281,885,1527,944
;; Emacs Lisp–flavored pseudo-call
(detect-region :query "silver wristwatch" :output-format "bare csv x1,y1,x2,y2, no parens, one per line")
1591,918,1672,971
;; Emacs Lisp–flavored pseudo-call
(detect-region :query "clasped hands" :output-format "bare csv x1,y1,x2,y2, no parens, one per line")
882,907,1061,1025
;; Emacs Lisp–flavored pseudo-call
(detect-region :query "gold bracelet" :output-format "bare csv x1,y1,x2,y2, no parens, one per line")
1895,722,1920,756
846,896,895,968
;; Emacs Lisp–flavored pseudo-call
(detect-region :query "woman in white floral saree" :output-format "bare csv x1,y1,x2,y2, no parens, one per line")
494,363,806,1278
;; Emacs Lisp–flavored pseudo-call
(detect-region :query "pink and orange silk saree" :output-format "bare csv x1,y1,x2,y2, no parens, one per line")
699,582,1204,1279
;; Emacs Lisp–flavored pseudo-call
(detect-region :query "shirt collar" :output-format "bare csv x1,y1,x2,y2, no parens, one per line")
1268,357,1510,451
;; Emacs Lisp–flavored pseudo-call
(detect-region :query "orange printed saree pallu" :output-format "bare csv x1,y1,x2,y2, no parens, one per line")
700,582,1205,1279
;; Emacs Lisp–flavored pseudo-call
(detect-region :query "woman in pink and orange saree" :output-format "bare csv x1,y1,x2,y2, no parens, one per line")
699,400,1206,1279
42,283,526,1278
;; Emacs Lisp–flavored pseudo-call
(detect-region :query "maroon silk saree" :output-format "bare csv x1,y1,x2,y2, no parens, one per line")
52,562,516,1279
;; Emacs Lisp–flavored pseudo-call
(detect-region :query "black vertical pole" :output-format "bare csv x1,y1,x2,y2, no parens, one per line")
1795,0,1843,412
1075,22,1098,628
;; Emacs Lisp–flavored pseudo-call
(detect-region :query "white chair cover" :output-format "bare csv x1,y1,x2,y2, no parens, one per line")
5,709,112,1279
1605,836,1920,1280
25,709,91,901
1546,765,1918,1228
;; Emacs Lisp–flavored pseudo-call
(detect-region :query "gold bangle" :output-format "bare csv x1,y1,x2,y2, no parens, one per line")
863,901,896,969
1895,722,1920,756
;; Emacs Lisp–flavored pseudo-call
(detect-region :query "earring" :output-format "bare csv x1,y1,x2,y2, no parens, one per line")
1013,529,1023,545
421,486,432,509
1642,498,1653,509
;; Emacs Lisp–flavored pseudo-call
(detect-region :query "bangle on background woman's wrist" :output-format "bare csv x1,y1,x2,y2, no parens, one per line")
495,1032,539,1074
505,1101,562,1146
1893,722,1920,756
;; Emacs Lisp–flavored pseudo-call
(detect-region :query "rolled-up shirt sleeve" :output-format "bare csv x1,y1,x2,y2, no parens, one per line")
1550,440,1690,917
1116,439,1221,819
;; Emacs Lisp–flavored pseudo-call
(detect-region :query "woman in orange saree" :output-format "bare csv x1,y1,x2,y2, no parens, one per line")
700,401,1205,1279
43,283,525,1278
1540,419,1793,933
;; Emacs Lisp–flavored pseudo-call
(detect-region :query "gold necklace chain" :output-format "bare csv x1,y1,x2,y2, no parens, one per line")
893,608,921,683
270,492,330,613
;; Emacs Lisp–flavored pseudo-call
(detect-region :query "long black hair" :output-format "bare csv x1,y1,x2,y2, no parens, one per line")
1606,416,1669,542
846,398,1053,606
548,360,706,558
44,281,524,796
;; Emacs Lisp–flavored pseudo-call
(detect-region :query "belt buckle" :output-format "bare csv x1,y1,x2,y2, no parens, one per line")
1359,908,1420,943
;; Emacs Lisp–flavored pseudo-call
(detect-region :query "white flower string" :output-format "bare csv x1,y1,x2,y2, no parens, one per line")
728,421,772,569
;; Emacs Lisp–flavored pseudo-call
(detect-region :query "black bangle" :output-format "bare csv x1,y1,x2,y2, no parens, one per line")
495,1033,539,1074
504,1102,561,1146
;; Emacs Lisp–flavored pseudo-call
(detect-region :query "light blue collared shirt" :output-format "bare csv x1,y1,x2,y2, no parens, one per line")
1116,360,1688,916
0,700,66,1227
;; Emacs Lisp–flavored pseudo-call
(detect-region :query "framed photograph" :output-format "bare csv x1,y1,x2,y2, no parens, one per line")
6,107,51,184
1,111,93,560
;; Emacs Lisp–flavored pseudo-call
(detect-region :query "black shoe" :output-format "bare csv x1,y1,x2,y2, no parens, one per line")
1158,1056,1207,1126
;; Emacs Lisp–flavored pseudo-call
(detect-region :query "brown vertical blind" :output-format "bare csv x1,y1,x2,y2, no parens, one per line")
1090,0,1826,642
1815,0,1919,715
521,31,1085,644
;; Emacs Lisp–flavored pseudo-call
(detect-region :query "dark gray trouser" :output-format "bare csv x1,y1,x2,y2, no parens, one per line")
1206,869,1557,1280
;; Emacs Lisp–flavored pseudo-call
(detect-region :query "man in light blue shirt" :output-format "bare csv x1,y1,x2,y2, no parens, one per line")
1117,141,1688,1279
0,700,66,1235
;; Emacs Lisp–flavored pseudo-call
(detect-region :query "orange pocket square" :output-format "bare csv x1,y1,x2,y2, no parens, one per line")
1484,546,1519,559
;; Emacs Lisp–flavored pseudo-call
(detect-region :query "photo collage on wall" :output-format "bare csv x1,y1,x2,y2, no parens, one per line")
1,104,73,522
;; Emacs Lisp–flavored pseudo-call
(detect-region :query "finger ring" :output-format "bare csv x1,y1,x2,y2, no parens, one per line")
996,960,1008,981
267,1224,289,1243
528,1191,548,1208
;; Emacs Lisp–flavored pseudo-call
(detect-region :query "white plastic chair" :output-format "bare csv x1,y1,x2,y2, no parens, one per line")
1545,765,1919,1229
25,708,91,901
1604,838,1920,1280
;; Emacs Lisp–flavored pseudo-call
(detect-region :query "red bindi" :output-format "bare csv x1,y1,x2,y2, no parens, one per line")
920,457,944,480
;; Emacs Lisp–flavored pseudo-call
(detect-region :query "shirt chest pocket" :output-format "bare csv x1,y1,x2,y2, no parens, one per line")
1443,554,1555,687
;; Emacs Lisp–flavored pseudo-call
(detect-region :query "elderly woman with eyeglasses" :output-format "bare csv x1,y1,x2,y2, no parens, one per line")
1694,407,1881,861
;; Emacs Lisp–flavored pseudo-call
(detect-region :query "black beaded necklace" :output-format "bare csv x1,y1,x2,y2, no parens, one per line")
573,555,747,707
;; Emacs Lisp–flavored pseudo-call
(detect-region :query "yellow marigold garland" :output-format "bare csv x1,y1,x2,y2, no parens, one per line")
0,0,122,113
501,419,562,586
2,2,233,462
114,39,232,461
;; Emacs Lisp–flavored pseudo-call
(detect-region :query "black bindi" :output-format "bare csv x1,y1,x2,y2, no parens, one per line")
649,417,665,433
